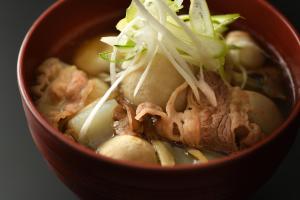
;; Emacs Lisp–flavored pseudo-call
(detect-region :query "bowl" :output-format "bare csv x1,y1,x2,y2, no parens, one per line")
17,0,300,199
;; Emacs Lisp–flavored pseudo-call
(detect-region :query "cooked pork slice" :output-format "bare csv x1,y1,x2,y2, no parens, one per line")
32,58,100,128
113,99,143,136
136,72,264,154
135,83,201,147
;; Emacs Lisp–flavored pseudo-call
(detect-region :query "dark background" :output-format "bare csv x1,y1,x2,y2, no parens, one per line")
0,0,299,199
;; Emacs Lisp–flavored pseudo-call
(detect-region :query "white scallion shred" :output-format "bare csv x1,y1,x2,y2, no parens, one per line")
190,0,214,37
80,68,129,138
198,66,217,107
159,40,201,102
80,0,240,136
80,58,144,138
133,45,158,97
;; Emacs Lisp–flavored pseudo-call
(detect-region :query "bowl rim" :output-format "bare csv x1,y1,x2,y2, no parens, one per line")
17,0,300,172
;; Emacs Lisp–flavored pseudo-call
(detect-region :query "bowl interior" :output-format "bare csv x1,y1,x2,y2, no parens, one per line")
18,0,300,169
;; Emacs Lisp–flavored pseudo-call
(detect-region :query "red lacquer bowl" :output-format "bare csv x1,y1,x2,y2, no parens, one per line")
17,0,300,199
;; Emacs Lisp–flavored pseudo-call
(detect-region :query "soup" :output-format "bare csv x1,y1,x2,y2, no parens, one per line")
31,0,293,166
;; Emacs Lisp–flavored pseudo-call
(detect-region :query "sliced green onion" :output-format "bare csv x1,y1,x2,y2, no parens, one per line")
83,0,242,136
212,14,241,25
99,51,135,64
189,0,215,37
114,39,136,49
116,2,139,31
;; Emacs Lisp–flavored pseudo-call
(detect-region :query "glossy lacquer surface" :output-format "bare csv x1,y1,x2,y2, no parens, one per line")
17,0,300,199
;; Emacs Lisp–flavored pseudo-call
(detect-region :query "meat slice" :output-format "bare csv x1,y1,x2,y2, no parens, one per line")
199,86,263,153
32,58,97,128
136,72,264,154
136,83,201,147
113,99,143,136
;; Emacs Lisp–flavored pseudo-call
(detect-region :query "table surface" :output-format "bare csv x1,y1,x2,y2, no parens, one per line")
0,0,299,199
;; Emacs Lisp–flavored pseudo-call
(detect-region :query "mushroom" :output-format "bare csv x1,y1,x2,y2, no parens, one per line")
187,149,208,163
73,36,112,75
151,140,175,166
97,135,158,164
226,31,265,69
245,91,283,134
67,99,119,149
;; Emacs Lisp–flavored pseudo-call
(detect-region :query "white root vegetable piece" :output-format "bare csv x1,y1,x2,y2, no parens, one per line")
97,135,158,164
246,91,283,134
187,148,208,163
73,36,112,75
151,140,175,166
85,78,109,105
121,53,188,110
67,99,118,149
226,31,265,69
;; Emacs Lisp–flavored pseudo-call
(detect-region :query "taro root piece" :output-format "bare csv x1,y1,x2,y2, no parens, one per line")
121,53,187,110
246,91,283,134
226,31,265,69
73,36,112,75
97,135,158,164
